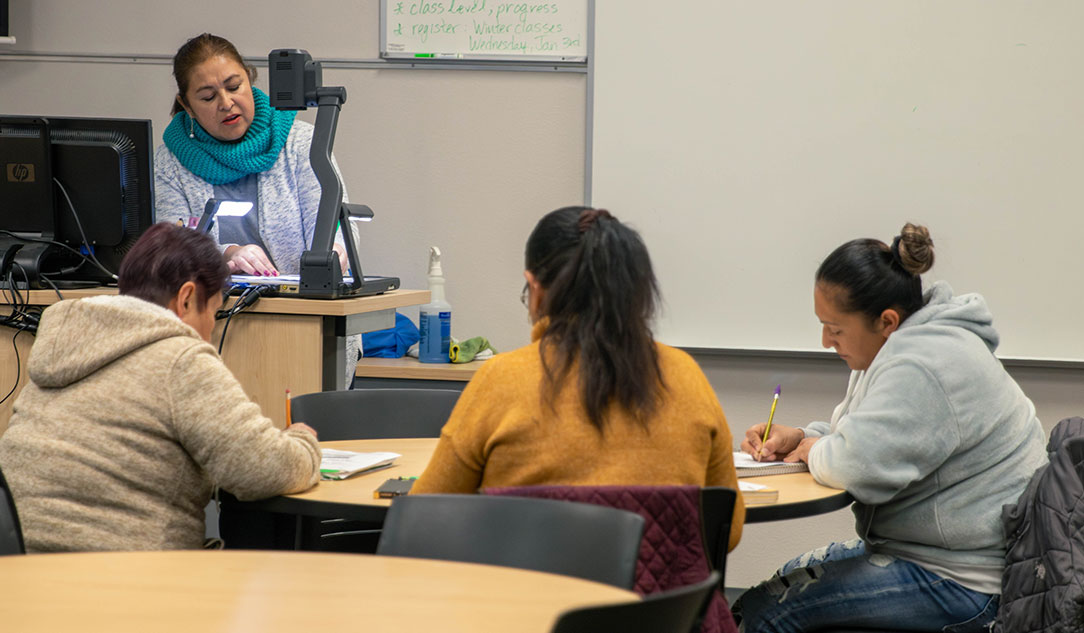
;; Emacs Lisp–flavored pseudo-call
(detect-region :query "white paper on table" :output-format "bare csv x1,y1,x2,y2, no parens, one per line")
319,449,400,480
733,451,791,469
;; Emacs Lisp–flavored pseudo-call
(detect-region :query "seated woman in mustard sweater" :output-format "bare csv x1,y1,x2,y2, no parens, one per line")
413,206,744,551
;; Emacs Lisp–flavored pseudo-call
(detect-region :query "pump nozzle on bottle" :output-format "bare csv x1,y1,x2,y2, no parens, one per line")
428,246,443,278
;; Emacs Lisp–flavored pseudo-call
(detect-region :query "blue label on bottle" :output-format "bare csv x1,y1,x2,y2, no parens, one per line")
419,312,450,363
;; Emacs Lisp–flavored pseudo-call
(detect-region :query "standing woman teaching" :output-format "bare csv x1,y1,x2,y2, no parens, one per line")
734,223,1047,632
154,33,358,384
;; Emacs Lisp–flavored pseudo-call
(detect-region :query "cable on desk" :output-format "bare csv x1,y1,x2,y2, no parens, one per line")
38,274,64,301
53,177,116,280
215,284,273,355
1,266,45,335
0,328,27,406
0,265,48,406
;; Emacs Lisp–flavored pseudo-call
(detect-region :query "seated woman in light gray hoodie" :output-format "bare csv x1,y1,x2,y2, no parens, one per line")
733,223,1047,633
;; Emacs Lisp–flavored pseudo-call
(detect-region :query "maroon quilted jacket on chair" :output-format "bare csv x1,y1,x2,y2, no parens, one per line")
485,485,737,633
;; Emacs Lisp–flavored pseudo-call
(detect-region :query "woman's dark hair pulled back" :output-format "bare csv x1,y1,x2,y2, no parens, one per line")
526,206,664,431
118,223,230,309
170,33,256,116
816,222,935,323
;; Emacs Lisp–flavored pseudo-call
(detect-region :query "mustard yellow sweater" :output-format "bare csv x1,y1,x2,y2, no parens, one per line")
413,324,744,551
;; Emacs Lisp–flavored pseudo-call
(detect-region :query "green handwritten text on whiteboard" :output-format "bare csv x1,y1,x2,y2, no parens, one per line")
380,0,588,61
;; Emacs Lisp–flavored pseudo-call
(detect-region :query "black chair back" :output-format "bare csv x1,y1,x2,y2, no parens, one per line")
551,570,720,633
290,388,461,440
377,494,646,589
699,486,737,586
0,466,26,555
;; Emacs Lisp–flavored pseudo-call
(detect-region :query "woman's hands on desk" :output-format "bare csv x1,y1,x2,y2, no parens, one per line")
223,244,349,277
742,423,809,462
225,244,278,276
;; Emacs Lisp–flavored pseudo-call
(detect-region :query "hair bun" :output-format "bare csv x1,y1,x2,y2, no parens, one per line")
895,223,934,275
577,208,613,233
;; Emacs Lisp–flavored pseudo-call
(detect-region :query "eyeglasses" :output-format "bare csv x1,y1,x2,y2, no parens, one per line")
520,283,529,308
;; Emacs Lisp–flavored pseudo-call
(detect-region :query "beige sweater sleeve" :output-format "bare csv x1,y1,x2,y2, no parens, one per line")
167,344,321,500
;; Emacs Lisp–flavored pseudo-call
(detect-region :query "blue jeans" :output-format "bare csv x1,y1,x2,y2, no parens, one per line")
732,540,999,633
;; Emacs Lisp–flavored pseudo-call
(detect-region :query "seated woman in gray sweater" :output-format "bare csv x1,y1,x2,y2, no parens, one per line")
734,223,1047,633
0,224,321,552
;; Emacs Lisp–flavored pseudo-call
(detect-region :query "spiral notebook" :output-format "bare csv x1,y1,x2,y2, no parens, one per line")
733,451,809,478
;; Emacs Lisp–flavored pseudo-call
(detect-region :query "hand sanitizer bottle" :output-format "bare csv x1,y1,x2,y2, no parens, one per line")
419,246,451,363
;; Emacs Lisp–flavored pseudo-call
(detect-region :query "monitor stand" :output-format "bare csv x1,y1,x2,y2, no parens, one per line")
51,279,102,289
0,240,100,290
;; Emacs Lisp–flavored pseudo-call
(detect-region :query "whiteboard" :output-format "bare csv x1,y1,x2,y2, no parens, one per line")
591,0,1084,362
381,0,588,61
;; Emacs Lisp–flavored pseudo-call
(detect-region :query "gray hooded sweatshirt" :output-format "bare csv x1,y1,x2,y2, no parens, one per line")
804,281,1047,594
0,294,320,552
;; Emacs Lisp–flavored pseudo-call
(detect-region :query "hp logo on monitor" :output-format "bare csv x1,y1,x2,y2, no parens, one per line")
5,163,36,183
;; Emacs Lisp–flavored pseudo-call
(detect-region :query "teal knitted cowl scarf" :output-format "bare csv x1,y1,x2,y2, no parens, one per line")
162,87,297,185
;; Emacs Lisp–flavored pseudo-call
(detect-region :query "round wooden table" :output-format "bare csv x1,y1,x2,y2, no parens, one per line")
222,438,852,525
741,471,853,523
0,550,637,633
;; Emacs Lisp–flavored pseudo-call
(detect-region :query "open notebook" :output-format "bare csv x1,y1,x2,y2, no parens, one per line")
319,449,400,480
733,451,809,478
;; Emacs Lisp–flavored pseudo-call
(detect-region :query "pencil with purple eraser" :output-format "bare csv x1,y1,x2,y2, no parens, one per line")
758,385,781,459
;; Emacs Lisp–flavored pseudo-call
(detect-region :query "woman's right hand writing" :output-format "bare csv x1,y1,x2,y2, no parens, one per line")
741,423,805,462
224,244,278,276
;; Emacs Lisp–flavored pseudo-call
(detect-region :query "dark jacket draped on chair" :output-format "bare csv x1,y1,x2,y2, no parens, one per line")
996,416,1084,633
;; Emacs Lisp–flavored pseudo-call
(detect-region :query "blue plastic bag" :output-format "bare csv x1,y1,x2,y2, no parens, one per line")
362,312,421,358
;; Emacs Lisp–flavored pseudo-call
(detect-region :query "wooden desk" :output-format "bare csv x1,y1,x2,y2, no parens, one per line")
222,438,851,531
355,356,481,391
228,438,435,524
740,473,853,523
212,289,428,428
0,288,429,432
0,550,637,633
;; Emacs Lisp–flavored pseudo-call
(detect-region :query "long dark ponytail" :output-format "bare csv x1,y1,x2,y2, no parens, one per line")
525,206,664,431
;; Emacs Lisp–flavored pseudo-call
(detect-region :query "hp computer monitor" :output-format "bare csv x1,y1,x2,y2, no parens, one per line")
0,115,155,287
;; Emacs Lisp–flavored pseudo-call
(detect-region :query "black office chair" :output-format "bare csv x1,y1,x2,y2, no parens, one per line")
289,388,461,440
0,465,26,555
699,487,737,587
377,494,646,589
550,570,720,633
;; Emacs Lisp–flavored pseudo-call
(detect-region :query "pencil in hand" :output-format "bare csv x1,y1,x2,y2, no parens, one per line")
757,384,781,460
